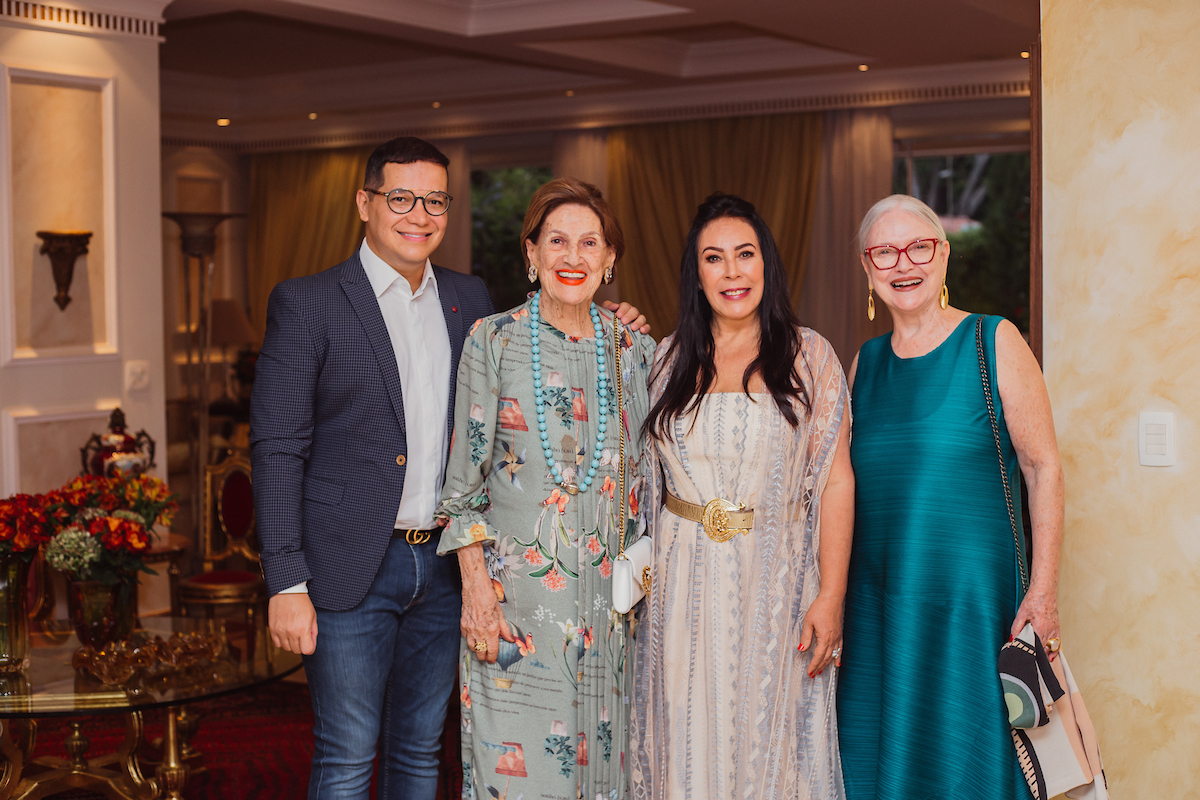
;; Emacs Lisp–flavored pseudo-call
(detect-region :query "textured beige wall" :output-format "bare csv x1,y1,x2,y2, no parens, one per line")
10,79,106,350
1042,1,1200,797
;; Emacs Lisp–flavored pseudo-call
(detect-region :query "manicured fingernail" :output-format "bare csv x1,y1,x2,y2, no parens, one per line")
807,672,813,678
818,669,824,675
798,643,806,651
1009,635,1014,641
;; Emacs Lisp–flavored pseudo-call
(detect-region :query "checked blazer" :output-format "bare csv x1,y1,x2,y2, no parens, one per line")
249,252,493,611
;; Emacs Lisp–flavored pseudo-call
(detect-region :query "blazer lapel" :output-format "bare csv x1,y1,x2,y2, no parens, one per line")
340,255,407,434
437,270,465,446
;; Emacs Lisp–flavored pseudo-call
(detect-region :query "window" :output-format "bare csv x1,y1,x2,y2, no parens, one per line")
894,154,1031,334
470,167,553,313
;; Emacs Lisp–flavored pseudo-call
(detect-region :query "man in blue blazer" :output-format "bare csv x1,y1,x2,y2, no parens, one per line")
251,138,645,799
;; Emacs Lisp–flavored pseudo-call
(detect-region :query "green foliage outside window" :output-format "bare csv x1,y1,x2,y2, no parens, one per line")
893,153,1032,334
471,167,553,314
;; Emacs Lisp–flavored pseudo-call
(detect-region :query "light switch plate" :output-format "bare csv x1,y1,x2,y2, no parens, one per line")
1138,411,1174,467
125,360,150,393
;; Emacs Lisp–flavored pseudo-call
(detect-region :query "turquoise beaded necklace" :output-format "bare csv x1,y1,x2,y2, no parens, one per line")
530,291,609,495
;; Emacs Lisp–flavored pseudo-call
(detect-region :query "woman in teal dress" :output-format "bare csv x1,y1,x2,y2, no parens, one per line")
437,178,655,800
837,195,1065,800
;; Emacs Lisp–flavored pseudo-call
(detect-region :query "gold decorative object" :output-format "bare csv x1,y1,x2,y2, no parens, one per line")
71,630,227,686
35,230,92,310
701,498,747,543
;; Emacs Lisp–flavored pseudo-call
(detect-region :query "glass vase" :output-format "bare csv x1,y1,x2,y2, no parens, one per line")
0,555,30,672
67,579,135,650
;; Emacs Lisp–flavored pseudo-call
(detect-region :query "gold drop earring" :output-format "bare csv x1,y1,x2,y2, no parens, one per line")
867,286,876,322
603,265,613,284
528,264,538,283
940,282,949,310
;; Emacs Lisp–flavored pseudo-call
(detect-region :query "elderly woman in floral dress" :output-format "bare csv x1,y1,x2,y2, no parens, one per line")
436,177,655,800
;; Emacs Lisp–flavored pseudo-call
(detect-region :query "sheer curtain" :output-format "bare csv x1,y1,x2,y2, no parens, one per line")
798,109,896,365
607,113,822,336
247,146,372,330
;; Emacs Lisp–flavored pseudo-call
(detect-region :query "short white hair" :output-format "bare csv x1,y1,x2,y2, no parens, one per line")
858,194,947,252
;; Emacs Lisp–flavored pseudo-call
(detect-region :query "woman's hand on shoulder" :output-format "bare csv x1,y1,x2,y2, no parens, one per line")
602,300,651,335
798,590,844,677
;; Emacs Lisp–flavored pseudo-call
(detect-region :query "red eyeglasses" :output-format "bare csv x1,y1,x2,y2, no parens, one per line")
863,238,942,270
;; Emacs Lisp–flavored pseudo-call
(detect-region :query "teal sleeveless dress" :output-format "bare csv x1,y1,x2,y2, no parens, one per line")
837,315,1033,800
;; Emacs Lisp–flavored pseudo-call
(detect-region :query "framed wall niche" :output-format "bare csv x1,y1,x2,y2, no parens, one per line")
0,65,118,365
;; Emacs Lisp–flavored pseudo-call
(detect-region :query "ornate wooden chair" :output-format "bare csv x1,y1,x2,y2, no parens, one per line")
178,456,266,633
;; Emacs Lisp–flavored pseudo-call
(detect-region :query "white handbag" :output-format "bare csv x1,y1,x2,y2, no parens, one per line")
608,313,652,615
613,531,652,614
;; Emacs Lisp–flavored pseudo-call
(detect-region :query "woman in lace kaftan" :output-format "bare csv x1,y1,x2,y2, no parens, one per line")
631,193,854,800
437,178,654,800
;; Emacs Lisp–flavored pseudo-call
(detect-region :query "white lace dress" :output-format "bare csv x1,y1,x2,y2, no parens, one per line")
630,329,849,800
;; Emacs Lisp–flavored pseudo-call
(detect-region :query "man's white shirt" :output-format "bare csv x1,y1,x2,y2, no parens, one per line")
279,239,452,595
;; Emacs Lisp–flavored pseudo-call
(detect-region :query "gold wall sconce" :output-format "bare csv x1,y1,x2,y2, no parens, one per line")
35,230,93,310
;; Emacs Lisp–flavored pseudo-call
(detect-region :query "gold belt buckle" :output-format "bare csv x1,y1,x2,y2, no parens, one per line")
701,498,747,543
405,529,431,545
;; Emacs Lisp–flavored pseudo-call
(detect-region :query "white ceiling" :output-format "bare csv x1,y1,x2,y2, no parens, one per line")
159,0,1038,150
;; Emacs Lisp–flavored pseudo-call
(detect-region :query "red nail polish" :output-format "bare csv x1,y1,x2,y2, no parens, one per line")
799,643,806,651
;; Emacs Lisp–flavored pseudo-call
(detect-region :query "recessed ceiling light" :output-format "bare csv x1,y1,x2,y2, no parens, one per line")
1020,51,1030,59
565,90,575,97
432,101,441,109
308,112,318,120
217,118,231,126
858,64,869,72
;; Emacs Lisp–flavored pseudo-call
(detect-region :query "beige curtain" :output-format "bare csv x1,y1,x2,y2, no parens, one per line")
798,109,895,365
247,146,373,330
607,113,822,336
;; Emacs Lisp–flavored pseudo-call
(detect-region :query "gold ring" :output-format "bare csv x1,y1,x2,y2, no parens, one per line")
1046,637,1061,653
473,641,487,653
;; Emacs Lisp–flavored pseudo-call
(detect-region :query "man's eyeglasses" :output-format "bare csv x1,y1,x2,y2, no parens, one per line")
863,238,942,270
367,188,453,217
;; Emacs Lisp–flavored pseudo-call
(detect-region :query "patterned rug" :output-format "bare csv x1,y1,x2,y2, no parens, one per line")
23,679,463,799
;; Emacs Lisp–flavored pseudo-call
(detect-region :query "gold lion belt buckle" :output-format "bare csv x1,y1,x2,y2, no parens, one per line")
665,491,754,543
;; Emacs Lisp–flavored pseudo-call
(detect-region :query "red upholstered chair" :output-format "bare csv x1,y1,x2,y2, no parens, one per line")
178,456,266,633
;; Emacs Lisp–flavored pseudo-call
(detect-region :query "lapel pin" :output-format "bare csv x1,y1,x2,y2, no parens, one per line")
451,306,458,312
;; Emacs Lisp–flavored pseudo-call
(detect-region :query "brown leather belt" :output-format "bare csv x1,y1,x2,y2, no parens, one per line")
664,491,754,543
394,527,438,545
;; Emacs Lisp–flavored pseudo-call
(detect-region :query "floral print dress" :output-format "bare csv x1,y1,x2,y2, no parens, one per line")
437,297,654,800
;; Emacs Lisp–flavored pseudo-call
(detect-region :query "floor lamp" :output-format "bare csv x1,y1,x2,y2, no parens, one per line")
162,212,245,560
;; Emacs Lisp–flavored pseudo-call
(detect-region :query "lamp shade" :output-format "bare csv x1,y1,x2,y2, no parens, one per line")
208,299,259,347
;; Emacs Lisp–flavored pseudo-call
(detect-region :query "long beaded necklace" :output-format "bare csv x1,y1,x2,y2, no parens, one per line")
530,291,609,495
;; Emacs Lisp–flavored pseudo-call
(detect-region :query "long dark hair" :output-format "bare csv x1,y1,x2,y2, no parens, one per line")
644,192,810,441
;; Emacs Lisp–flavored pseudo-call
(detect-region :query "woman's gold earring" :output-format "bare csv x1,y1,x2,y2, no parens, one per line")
603,265,613,284
940,282,949,310
867,287,875,322
528,264,538,283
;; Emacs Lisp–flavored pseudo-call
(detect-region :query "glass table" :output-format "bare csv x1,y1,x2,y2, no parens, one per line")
0,616,302,799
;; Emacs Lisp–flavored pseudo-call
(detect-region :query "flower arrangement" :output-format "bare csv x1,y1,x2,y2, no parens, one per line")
0,494,56,561
43,475,177,585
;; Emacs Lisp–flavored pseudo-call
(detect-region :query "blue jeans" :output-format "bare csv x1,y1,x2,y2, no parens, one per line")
303,536,461,800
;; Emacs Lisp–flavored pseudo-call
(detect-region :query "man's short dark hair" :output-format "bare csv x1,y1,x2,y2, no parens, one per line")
363,137,450,191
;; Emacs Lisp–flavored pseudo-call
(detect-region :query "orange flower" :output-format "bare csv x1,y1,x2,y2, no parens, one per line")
523,547,545,567
599,476,616,499
544,489,569,513
541,567,567,592
599,555,612,579
586,535,603,555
